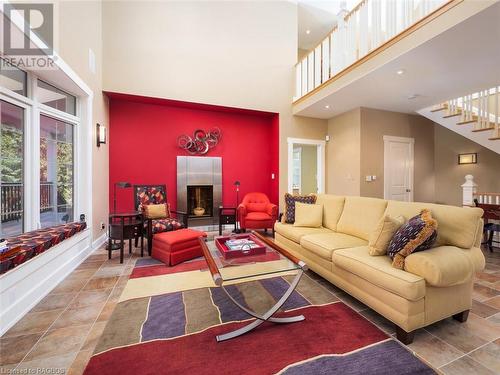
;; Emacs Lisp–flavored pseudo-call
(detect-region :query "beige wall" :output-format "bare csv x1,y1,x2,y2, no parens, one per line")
102,1,327,206
360,108,435,203
58,1,109,240
326,108,361,196
434,125,500,206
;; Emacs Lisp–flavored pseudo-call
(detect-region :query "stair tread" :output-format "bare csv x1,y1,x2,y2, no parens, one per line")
431,106,447,112
471,127,495,132
488,136,500,140
443,111,462,118
456,119,477,125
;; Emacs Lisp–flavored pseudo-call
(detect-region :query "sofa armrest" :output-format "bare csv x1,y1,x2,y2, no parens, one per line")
404,246,474,287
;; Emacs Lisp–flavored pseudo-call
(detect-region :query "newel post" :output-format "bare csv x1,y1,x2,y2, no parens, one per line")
461,175,477,207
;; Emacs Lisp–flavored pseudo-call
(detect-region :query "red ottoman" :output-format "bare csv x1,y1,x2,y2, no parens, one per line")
152,229,207,266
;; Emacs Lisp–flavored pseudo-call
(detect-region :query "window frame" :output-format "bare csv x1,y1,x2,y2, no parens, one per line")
0,70,84,236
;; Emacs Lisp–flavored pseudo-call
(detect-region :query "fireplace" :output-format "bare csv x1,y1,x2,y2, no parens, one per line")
187,185,213,218
177,156,222,227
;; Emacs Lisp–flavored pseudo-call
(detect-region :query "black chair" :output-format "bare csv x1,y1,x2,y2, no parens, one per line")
474,199,500,252
133,184,188,254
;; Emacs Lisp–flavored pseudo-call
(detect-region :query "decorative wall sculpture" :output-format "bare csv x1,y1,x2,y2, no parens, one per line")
177,127,222,155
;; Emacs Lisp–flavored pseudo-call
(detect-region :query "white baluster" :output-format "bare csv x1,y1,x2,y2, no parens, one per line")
301,60,307,96
294,64,301,100
488,195,493,204
496,195,500,205
322,37,330,83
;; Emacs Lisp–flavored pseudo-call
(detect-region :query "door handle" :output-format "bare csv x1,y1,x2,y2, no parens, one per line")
406,189,411,193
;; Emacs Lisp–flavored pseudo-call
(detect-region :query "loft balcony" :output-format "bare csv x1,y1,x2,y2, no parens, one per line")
293,0,500,119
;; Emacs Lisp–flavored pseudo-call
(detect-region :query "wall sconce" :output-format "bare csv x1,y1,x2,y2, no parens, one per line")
458,153,477,165
96,123,107,147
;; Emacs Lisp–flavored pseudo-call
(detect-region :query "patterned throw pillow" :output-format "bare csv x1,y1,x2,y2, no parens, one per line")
282,193,316,224
387,209,438,269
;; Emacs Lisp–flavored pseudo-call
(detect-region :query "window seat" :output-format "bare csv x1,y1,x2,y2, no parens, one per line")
0,221,87,275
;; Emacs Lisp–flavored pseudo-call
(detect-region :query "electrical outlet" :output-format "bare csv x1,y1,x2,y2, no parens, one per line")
101,222,105,230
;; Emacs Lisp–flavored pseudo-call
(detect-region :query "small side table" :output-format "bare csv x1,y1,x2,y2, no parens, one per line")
108,211,144,263
219,207,237,235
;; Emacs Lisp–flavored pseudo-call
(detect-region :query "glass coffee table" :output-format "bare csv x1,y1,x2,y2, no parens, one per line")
198,231,308,342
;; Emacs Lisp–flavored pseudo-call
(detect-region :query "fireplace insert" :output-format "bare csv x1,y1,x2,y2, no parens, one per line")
187,185,213,218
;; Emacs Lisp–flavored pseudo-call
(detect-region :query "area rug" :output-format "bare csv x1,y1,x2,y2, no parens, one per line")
83,261,435,375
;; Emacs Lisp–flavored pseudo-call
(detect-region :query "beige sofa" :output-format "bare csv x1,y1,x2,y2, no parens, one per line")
274,195,485,344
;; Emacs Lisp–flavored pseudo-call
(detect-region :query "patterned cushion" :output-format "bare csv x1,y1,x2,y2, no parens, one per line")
1,221,87,275
387,209,438,269
135,186,167,211
282,193,316,224
150,218,184,234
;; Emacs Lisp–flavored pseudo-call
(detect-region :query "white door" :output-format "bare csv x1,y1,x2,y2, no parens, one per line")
384,136,414,202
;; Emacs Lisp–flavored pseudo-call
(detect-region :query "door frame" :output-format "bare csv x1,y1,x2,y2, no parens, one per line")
383,135,414,202
287,137,326,194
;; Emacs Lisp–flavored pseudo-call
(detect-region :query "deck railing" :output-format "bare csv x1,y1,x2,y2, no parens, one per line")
1,182,53,223
294,0,449,102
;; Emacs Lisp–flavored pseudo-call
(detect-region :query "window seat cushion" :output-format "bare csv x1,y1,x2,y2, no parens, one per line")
1,221,87,275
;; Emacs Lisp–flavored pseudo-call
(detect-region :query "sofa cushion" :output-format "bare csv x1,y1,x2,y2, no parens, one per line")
368,214,405,256
315,195,345,231
388,209,438,270
294,203,323,228
404,246,472,287
336,197,388,240
274,222,332,244
384,201,483,249
300,233,367,260
282,193,317,224
333,246,426,301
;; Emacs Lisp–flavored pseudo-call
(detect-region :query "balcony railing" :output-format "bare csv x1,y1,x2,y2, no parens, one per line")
1,182,54,223
294,0,450,102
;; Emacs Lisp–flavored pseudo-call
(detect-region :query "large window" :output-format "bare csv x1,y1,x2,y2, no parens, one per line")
0,101,24,236
0,66,82,238
40,115,74,228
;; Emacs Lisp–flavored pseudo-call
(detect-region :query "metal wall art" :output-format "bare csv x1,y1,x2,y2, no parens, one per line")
177,127,222,155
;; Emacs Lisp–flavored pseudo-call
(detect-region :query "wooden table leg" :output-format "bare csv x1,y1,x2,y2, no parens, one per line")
120,237,124,264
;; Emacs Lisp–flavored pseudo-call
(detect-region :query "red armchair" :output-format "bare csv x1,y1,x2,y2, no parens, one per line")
237,193,278,234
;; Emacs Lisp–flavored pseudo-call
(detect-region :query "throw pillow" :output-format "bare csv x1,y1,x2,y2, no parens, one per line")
282,193,317,224
387,209,438,269
143,203,170,219
293,203,323,228
368,215,405,256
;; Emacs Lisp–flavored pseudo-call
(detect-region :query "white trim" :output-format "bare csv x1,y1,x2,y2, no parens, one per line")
287,137,326,194
92,232,108,250
383,135,414,202
0,230,94,335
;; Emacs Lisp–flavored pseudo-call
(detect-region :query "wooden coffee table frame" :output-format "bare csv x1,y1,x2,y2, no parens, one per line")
199,231,308,342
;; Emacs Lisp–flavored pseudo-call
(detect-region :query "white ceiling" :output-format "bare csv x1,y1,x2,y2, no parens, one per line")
295,1,500,119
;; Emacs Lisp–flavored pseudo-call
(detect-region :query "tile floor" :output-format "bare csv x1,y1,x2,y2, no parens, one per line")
1,240,499,375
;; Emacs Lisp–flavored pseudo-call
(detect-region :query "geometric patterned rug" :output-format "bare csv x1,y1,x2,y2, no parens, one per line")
83,259,435,375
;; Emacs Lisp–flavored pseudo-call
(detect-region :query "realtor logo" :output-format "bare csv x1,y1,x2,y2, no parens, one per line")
3,3,54,56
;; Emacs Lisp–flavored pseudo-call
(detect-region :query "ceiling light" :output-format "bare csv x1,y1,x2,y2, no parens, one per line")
396,69,405,75
306,29,311,35
325,105,330,109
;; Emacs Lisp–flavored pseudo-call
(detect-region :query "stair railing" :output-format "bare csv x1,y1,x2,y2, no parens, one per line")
441,86,500,141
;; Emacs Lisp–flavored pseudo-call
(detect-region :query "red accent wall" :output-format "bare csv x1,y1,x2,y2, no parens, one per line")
108,93,279,213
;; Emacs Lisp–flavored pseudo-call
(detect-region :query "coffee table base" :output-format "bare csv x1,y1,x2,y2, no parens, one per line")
216,269,305,342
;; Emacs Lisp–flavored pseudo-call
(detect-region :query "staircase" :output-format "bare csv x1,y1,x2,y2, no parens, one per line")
418,86,500,154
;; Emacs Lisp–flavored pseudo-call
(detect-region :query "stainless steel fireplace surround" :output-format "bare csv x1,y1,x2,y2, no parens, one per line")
177,156,222,227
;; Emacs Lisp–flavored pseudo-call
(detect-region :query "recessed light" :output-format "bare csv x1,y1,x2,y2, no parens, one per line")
325,105,330,109
396,69,405,75
407,94,419,100
306,29,311,35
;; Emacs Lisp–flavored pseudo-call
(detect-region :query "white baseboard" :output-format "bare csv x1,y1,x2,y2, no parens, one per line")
92,232,108,250
0,229,95,336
